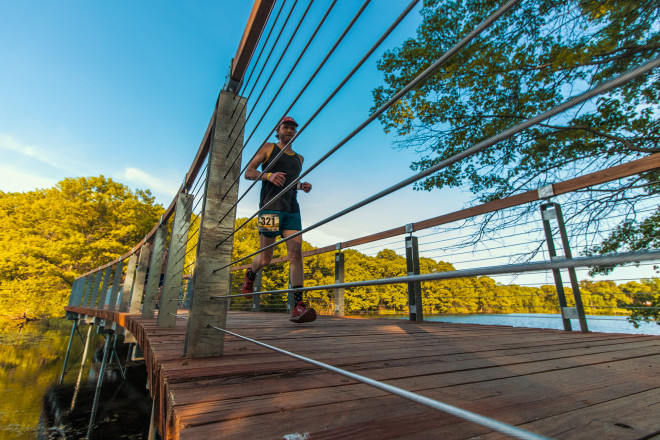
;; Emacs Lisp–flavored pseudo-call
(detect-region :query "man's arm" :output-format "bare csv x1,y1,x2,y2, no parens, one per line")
245,143,286,186
294,154,312,193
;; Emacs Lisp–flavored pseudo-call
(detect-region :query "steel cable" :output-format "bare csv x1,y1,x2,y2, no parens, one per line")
224,0,340,175
229,0,277,99
213,250,660,299
228,0,300,138
217,46,659,272
215,0,497,253
232,0,288,117
227,0,310,142
217,0,383,212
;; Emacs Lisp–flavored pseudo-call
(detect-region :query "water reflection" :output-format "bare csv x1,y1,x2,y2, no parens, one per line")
0,318,152,439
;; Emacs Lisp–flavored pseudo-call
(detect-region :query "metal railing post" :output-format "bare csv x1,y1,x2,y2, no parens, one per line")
130,244,153,314
158,192,193,327
143,225,167,318
183,89,246,357
107,260,124,312
118,253,139,312
334,245,345,316
405,225,423,321
540,202,588,332
553,203,589,332
287,281,294,313
252,271,262,312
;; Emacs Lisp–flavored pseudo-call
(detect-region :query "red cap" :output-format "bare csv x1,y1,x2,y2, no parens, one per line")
278,116,298,128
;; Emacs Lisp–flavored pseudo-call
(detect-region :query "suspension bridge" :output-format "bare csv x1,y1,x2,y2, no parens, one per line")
60,0,660,438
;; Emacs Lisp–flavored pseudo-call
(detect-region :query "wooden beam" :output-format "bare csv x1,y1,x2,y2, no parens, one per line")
230,0,276,84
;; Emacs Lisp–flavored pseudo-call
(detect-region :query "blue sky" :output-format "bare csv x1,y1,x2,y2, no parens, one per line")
0,0,471,248
2,0,656,289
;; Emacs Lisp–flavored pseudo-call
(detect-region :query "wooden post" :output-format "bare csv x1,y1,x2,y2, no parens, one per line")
118,253,138,312
67,279,80,307
405,230,423,321
72,277,87,307
92,270,105,308
334,249,345,316
97,266,112,309
143,226,167,318
107,260,123,312
184,90,245,358
158,193,193,327
87,271,103,308
130,244,153,314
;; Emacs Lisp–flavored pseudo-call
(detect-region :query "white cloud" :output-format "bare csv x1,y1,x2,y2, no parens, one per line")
118,167,180,200
0,164,57,193
0,133,70,171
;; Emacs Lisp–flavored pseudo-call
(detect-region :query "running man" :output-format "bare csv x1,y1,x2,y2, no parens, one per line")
241,116,317,323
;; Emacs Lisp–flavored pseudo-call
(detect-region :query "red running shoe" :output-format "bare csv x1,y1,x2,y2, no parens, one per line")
241,270,254,299
289,301,317,323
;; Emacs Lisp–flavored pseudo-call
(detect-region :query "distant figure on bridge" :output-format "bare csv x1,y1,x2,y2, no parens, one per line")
242,116,316,323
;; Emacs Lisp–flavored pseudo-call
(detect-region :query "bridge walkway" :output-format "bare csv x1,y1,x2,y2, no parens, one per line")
65,307,660,439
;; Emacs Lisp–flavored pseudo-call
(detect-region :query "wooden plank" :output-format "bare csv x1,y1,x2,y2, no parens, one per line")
64,308,660,439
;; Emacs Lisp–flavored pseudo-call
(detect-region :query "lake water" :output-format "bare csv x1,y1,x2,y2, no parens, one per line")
421,313,660,335
0,318,152,440
0,313,657,439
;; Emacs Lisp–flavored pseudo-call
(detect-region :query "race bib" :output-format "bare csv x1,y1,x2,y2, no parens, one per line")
258,213,280,232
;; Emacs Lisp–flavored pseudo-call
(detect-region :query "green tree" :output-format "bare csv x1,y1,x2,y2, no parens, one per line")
0,176,163,318
372,0,659,250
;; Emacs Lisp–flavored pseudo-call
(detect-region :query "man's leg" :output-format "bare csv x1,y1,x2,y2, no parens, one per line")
282,230,303,287
284,230,316,323
252,233,277,273
242,234,276,296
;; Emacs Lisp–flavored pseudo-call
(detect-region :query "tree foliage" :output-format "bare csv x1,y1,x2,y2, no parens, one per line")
372,0,660,254
0,176,163,318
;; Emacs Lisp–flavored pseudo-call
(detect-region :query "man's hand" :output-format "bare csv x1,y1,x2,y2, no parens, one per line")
300,182,312,193
267,172,287,186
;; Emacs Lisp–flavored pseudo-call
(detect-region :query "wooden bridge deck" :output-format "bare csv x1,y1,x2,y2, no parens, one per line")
65,307,660,439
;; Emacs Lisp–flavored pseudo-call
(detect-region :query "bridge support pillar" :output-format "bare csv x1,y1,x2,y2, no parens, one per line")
86,331,114,440
70,323,94,412
59,317,79,383
334,247,345,316
143,225,167,318
158,192,194,327
184,90,245,358
405,228,423,321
